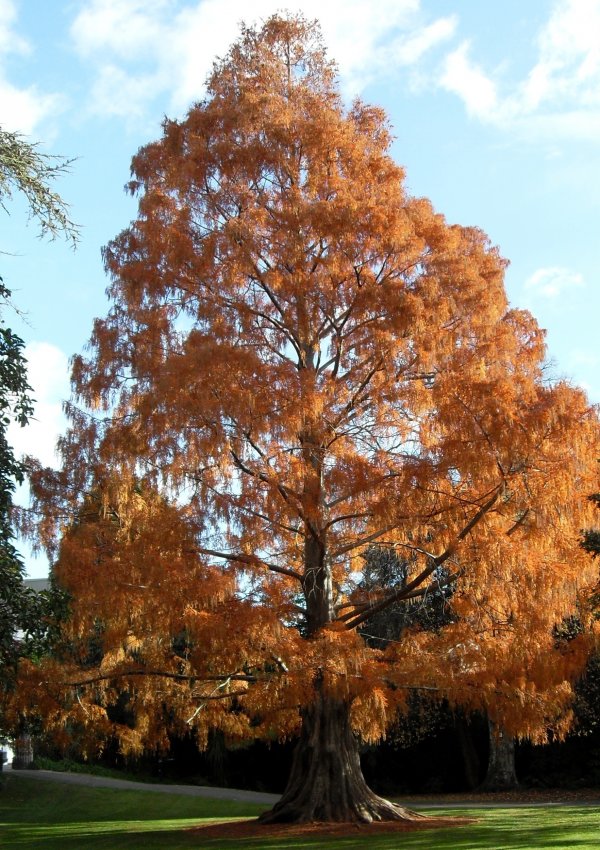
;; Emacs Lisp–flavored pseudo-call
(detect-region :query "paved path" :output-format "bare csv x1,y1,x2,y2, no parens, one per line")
5,767,600,808
4,767,278,805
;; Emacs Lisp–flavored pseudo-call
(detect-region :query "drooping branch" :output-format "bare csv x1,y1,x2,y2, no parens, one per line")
60,669,263,688
506,508,530,537
189,689,249,703
332,524,398,558
330,356,386,429
197,546,303,582
341,484,504,630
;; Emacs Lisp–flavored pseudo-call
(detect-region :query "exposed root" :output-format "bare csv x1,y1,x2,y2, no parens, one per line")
259,789,427,824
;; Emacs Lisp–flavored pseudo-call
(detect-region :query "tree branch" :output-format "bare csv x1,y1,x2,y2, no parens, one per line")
198,546,303,582
341,484,504,629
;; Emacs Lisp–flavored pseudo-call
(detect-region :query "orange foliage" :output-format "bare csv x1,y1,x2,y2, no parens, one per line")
15,15,600,773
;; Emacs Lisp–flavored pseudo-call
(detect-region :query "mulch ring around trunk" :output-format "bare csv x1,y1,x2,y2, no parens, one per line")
190,813,475,840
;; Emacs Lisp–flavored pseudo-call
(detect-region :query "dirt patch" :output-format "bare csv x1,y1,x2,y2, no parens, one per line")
190,814,474,840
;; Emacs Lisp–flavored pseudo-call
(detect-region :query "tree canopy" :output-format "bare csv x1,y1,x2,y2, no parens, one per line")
19,15,600,823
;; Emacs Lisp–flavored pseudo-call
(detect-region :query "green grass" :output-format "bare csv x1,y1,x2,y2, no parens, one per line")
1,774,599,849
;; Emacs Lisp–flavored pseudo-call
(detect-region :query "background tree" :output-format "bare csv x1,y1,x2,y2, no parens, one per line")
0,127,77,740
358,545,455,649
0,287,35,680
21,15,600,823
396,382,600,791
581,492,600,606
358,460,600,794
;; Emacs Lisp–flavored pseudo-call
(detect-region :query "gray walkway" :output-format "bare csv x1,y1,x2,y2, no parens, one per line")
5,767,600,808
4,767,279,805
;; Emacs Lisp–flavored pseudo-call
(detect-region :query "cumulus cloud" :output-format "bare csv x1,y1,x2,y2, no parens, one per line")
7,341,70,468
0,0,63,134
524,266,585,299
439,0,600,141
441,41,498,119
0,78,63,136
69,0,456,120
521,0,600,112
0,0,27,55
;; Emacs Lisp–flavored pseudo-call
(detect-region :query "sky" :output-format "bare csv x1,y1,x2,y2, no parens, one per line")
1,0,599,577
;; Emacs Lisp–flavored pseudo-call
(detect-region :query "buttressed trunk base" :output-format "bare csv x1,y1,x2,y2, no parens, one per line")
259,693,424,824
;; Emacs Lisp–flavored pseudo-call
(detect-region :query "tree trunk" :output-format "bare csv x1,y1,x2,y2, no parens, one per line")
454,712,481,790
259,691,424,823
480,719,518,791
11,734,34,770
273,412,423,824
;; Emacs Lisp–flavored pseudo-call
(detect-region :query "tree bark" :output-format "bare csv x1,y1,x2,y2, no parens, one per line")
454,712,481,790
259,690,424,823
480,719,518,791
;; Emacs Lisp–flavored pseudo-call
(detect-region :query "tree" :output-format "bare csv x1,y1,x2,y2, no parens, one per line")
0,127,77,735
0,283,35,682
358,545,455,649
0,127,78,245
21,15,600,823
0,313,64,722
581,493,600,610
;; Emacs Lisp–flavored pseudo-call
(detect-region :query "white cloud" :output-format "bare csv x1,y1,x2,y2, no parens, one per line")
439,0,600,141
441,41,498,119
69,0,456,120
524,266,585,299
0,0,27,55
0,0,63,134
0,77,62,135
7,341,70,468
86,63,164,122
71,0,171,60
522,0,600,110
393,17,457,66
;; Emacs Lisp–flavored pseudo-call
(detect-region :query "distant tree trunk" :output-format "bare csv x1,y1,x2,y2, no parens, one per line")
480,719,518,791
206,730,228,787
12,734,34,769
454,713,481,790
259,687,424,823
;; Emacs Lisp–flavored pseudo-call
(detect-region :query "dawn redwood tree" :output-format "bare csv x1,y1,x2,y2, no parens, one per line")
21,16,600,823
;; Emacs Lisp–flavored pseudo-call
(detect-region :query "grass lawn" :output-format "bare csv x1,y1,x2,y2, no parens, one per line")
1,774,598,849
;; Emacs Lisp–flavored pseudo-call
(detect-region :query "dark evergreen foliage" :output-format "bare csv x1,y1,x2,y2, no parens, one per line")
0,124,77,738
0,283,67,717
357,545,455,649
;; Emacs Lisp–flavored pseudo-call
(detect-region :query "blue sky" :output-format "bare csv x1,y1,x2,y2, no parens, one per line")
1,0,599,577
